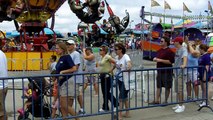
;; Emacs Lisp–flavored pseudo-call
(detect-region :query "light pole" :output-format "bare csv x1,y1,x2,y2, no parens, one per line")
129,20,134,30
205,10,210,33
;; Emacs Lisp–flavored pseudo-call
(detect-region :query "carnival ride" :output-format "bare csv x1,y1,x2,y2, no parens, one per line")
0,0,130,71
0,0,130,52
141,10,210,59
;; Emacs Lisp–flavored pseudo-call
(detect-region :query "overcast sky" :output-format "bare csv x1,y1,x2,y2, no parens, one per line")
0,0,211,33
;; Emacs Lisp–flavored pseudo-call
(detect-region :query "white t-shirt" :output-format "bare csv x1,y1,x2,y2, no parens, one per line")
50,62,57,72
115,54,131,90
0,50,8,89
70,51,83,84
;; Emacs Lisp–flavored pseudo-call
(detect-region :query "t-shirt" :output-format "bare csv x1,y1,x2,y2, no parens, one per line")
174,47,188,75
70,51,83,83
187,53,198,73
50,62,57,72
115,54,131,90
198,53,211,79
0,50,8,89
98,54,112,73
85,57,96,72
156,47,175,73
55,55,75,86
115,54,131,80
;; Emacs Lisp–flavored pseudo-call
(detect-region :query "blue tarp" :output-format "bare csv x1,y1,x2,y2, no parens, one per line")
6,29,62,38
132,30,149,34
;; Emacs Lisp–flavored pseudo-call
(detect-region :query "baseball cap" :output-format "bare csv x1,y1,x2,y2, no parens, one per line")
172,37,183,43
66,39,75,44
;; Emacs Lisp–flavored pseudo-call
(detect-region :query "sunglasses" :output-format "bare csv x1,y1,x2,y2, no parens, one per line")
114,48,120,51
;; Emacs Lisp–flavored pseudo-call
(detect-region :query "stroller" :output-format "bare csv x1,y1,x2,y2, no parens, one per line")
17,77,51,120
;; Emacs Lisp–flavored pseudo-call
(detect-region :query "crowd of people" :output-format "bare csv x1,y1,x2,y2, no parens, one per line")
1,35,213,119
150,36,213,113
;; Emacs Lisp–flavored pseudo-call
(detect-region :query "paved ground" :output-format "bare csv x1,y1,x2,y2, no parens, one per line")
6,52,213,120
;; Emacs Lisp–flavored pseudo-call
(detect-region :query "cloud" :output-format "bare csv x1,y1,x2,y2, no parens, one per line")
0,0,210,33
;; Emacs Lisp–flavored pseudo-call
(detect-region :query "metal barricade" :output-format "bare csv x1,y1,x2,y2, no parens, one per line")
1,66,213,120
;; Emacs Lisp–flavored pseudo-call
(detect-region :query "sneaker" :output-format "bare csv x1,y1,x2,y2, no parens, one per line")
78,110,86,115
172,104,179,110
99,108,106,112
174,105,185,113
211,96,213,101
113,108,117,112
199,101,209,107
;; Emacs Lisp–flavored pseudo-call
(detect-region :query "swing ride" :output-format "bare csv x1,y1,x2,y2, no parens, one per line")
0,0,130,52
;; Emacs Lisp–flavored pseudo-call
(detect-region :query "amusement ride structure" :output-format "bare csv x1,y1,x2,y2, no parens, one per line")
0,0,130,52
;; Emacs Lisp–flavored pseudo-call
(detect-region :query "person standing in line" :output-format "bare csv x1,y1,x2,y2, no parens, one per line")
210,53,213,100
149,37,175,104
198,44,211,107
82,47,99,96
0,43,8,120
113,43,132,120
172,37,188,113
54,42,79,120
66,39,85,115
185,41,200,100
97,45,118,112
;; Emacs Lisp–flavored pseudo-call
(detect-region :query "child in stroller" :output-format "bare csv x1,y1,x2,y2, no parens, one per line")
17,77,51,120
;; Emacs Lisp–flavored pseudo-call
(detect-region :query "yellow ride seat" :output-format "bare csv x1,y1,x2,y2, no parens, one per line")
28,0,46,8
48,0,60,11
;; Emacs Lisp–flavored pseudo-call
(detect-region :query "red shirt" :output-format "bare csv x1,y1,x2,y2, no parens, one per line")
156,47,175,72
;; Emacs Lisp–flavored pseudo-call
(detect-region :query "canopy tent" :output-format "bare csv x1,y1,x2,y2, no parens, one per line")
6,29,63,38
132,30,149,34
174,19,206,29
6,31,20,38
161,23,172,29
206,33,213,46
181,28,204,40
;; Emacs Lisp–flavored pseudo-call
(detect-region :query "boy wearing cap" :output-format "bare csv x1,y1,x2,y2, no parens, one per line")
172,37,188,113
66,39,85,114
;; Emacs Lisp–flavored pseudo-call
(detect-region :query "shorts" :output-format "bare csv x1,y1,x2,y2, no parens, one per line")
175,74,186,93
118,80,129,100
0,88,8,116
187,71,198,83
85,69,98,83
51,99,59,109
86,75,97,83
60,77,80,97
157,72,173,89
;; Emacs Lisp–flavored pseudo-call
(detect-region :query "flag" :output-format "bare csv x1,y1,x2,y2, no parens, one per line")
164,1,171,10
151,0,160,7
159,18,162,23
208,1,213,14
183,2,192,13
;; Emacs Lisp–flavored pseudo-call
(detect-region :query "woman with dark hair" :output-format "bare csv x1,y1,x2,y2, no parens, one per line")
97,45,118,112
113,43,132,120
54,42,79,120
198,44,211,107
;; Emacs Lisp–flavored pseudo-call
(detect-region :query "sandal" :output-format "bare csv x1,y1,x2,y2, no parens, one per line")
148,101,160,104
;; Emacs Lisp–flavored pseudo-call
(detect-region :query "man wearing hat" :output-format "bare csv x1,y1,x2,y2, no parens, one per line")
66,39,85,114
172,37,188,113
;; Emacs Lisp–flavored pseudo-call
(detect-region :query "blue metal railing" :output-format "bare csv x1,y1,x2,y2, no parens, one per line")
0,66,212,120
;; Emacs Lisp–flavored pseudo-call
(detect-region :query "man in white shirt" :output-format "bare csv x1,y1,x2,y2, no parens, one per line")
0,47,8,120
66,39,85,114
